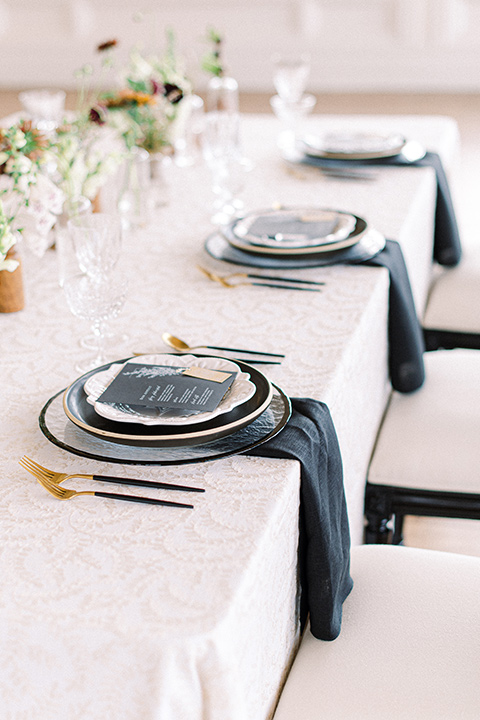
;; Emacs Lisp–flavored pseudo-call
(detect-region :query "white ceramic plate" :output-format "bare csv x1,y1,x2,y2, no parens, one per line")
232,208,357,249
223,209,367,257
301,132,406,160
84,355,256,426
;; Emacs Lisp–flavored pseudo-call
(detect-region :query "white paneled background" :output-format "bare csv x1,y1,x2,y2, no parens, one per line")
1,0,480,93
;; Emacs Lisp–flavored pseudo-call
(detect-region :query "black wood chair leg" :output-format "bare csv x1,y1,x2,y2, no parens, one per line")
364,485,393,544
392,514,405,545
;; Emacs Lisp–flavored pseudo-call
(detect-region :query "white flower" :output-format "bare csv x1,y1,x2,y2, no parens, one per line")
13,203,55,257
123,50,154,82
30,174,65,216
0,180,25,221
0,256,19,272
0,174,15,194
0,200,19,271
11,129,27,149
0,221,16,256
6,155,32,175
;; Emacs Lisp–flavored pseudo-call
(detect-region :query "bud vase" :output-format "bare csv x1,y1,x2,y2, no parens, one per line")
116,148,150,230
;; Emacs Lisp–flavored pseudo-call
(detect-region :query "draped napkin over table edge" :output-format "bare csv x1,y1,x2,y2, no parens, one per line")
300,150,462,267
365,239,425,394
246,397,353,642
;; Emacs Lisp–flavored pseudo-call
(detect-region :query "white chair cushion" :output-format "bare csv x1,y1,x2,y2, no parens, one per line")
367,349,480,493
423,249,480,333
273,545,480,720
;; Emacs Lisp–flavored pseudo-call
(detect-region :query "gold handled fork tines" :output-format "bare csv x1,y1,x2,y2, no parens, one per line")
33,474,194,508
197,265,324,291
19,457,195,508
19,456,204,494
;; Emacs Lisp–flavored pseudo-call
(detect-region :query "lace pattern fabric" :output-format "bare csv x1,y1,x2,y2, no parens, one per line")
0,114,459,718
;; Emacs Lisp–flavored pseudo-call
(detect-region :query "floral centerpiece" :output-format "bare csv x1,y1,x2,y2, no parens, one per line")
46,45,126,206
0,121,64,268
88,34,192,155
48,117,125,205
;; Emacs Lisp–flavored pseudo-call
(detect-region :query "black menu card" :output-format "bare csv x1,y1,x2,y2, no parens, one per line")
97,363,237,413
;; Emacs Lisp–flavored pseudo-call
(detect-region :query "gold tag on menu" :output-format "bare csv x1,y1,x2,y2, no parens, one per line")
182,366,233,383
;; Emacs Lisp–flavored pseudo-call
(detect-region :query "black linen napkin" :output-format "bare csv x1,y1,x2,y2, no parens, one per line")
246,398,353,641
365,239,425,393
301,150,461,266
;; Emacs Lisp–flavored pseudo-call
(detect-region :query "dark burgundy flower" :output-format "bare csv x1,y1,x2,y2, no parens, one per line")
163,83,183,104
97,39,118,52
89,105,107,125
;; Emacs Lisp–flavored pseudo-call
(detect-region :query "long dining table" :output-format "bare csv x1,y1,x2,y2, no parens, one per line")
0,112,459,719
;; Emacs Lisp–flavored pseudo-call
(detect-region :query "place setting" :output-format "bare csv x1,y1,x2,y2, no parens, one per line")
39,350,292,466
284,128,461,268
204,205,387,269
202,203,428,394
296,130,426,163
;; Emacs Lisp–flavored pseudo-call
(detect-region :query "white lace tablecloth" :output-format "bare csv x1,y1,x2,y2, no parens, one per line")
0,114,459,719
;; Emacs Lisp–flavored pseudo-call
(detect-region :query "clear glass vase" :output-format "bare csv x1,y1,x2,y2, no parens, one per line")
116,148,150,231
206,75,239,114
116,148,170,229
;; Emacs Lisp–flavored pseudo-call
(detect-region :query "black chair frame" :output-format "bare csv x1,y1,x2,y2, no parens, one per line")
364,482,480,545
423,328,480,351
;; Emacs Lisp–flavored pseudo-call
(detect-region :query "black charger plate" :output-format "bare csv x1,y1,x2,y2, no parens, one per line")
61,357,273,447
205,228,386,269
39,384,291,466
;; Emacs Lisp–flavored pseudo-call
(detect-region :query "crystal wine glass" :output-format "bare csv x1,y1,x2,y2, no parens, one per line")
68,213,122,282
272,53,310,104
203,111,251,225
55,195,92,287
64,272,128,373
174,94,205,167
270,93,317,157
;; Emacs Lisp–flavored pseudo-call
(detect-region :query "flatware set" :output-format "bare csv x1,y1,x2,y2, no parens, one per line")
197,265,323,291
19,455,204,492
19,456,200,507
286,164,378,182
35,474,195,507
161,332,285,359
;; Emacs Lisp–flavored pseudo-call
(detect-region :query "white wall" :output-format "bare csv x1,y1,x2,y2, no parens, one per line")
1,0,480,93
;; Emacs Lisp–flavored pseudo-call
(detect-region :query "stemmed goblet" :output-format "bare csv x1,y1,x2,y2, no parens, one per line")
65,213,127,368
68,213,122,282
63,272,128,373
203,75,252,225
203,111,248,225
272,53,310,104
270,53,316,157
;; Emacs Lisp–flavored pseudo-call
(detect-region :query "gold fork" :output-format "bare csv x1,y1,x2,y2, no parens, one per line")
32,472,194,508
197,265,233,287
197,265,324,291
19,456,204,494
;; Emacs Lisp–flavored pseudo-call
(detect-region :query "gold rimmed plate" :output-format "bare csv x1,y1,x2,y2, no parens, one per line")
83,354,256,426
39,371,291,466
222,208,367,257
300,132,407,160
61,357,273,448
231,208,357,250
